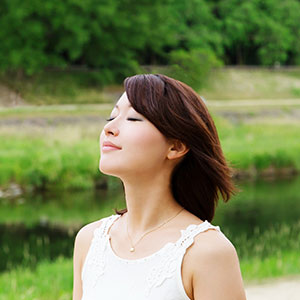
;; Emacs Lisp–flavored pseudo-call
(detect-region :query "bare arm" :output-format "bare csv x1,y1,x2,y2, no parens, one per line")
72,220,102,300
192,231,246,300
72,229,83,300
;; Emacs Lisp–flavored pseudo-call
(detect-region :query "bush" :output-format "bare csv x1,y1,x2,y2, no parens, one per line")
168,48,222,91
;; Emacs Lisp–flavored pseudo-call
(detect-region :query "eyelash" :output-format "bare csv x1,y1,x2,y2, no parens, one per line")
105,117,141,122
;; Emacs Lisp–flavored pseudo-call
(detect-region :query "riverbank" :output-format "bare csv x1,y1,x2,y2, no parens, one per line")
1,67,300,191
2,67,300,106
0,101,300,193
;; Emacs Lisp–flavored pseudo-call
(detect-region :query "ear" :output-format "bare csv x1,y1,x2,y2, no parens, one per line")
167,139,189,160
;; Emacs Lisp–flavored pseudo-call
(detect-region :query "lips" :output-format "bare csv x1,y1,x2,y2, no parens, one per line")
102,141,122,150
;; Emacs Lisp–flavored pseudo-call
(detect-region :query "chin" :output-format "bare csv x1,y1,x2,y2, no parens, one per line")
99,160,144,180
99,160,122,177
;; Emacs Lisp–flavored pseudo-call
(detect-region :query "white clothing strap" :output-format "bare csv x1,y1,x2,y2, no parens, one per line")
144,220,221,297
81,214,120,285
99,214,121,238
176,220,221,251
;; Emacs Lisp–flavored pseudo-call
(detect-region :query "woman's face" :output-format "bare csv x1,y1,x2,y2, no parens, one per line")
99,92,173,179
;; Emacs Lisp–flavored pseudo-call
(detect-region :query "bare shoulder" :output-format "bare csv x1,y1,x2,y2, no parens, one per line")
74,218,105,270
72,218,106,300
75,218,103,245
192,227,236,260
187,228,246,300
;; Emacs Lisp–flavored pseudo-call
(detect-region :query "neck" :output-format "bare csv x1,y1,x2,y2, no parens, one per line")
121,174,183,238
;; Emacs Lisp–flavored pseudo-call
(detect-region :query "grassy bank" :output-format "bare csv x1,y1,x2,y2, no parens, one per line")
1,66,300,191
230,221,300,281
201,67,300,100
241,251,300,281
0,112,299,192
0,136,102,191
0,256,72,300
0,71,115,106
2,67,300,106
215,116,300,177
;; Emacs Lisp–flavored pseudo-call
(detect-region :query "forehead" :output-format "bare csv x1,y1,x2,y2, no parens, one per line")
114,92,132,109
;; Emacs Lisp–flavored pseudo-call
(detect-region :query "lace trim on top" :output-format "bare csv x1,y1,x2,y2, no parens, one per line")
81,215,120,287
145,221,221,297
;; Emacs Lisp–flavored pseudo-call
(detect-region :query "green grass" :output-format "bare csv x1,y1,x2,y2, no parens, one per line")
0,112,299,191
240,251,300,281
0,135,101,191
291,87,300,97
0,104,112,118
230,221,300,262
215,116,300,173
0,256,72,300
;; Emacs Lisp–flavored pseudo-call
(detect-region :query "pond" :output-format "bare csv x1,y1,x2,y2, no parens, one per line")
1,175,300,273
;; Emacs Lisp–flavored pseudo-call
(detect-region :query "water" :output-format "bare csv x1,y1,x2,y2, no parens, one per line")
1,176,300,272
214,176,300,234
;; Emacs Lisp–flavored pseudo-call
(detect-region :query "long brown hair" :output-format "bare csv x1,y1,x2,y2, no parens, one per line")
114,74,236,221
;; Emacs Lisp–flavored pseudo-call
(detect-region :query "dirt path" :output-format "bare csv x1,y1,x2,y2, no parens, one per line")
245,277,300,300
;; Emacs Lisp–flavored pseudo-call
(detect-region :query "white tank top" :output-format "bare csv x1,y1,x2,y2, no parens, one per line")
81,214,222,300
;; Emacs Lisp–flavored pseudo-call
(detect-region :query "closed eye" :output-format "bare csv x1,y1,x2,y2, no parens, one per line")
105,117,114,121
105,117,142,122
127,118,142,121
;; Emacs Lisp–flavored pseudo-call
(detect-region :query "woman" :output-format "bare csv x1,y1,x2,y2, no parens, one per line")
73,74,246,300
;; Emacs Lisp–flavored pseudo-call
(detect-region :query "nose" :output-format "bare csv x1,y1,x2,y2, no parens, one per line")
103,120,120,137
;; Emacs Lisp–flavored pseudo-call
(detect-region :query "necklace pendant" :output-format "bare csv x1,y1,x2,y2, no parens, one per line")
130,247,135,252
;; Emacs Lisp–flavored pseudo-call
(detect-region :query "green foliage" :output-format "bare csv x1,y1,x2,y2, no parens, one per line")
0,0,149,80
168,48,222,90
0,137,101,191
2,0,300,81
217,0,300,65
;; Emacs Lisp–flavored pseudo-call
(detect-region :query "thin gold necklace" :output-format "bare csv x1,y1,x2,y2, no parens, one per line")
126,207,184,253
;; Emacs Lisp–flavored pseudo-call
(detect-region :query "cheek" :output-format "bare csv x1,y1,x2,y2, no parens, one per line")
99,123,169,176
128,127,168,159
